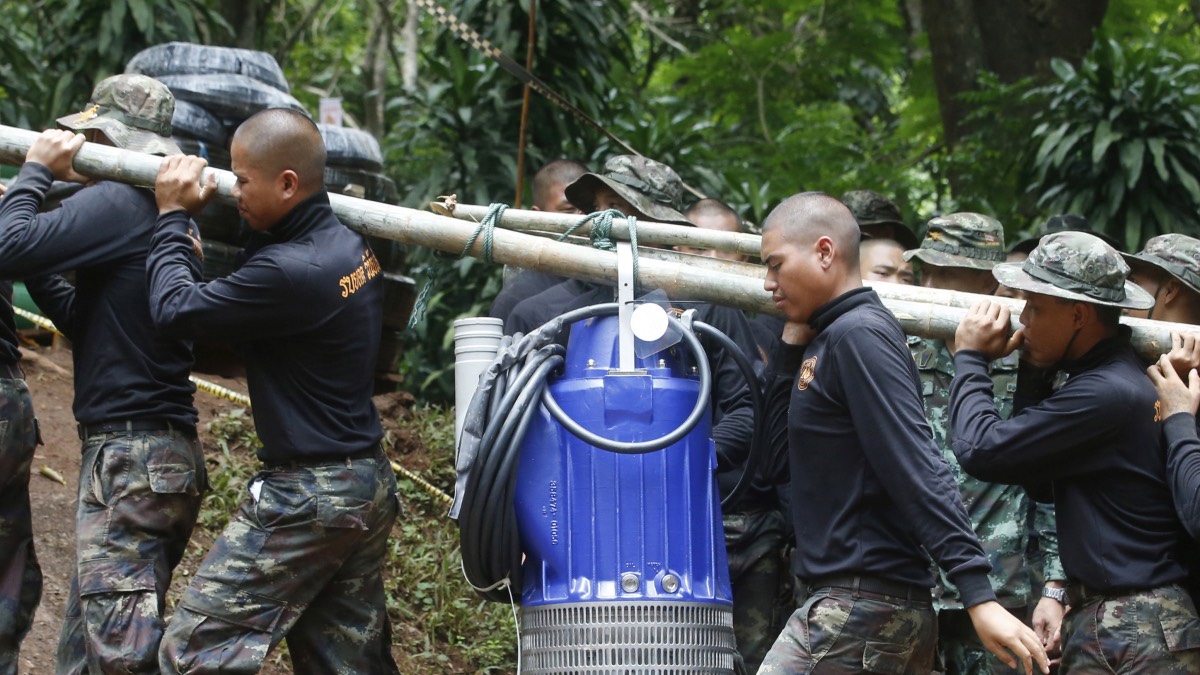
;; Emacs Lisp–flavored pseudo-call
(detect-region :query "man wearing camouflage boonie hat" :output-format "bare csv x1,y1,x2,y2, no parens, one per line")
841,189,921,250
564,154,691,225
1123,233,1200,325
906,214,1066,675
948,231,1200,673
56,74,182,157
0,74,205,674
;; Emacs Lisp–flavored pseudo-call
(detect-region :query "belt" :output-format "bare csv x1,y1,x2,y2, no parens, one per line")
1066,582,1152,607
0,362,23,380
77,418,196,441
262,445,382,470
802,574,932,607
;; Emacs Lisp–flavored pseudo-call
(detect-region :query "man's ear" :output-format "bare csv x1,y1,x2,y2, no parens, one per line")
1162,278,1184,307
279,169,300,199
815,235,836,269
1073,301,1090,329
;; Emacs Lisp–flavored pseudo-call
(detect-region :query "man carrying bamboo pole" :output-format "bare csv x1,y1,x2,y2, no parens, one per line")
949,231,1200,672
903,213,1067,674
150,108,400,675
0,74,206,675
1124,234,1200,326
488,158,587,323
758,192,1048,675
859,237,915,286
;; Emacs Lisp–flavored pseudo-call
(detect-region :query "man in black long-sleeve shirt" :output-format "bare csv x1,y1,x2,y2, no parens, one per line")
757,192,1045,675
0,75,205,675
949,231,1200,672
150,109,399,675
487,159,586,323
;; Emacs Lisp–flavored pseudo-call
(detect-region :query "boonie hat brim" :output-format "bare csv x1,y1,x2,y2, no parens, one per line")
1122,253,1200,296
904,247,997,271
993,262,1154,309
56,112,181,157
564,173,691,226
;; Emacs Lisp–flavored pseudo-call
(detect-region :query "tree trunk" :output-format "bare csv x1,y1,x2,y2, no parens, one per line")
402,0,420,92
217,0,259,48
923,0,1107,146
363,4,389,139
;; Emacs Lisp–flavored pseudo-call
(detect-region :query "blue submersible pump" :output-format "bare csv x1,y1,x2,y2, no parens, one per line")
451,248,763,674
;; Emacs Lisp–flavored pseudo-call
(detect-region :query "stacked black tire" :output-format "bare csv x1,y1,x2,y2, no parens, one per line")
126,43,416,387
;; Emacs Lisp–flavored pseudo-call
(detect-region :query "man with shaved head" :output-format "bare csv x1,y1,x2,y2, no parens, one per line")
150,108,400,674
488,159,588,322
758,193,1047,674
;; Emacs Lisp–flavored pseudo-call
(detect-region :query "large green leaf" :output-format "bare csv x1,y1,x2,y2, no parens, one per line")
1091,119,1122,164
1120,140,1145,188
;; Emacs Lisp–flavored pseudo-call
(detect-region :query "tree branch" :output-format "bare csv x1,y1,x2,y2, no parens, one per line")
274,0,327,67
630,2,691,55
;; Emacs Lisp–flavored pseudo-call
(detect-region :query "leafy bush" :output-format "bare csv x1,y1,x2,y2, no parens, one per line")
1024,39,1200,250
383,405,517,673
198,408,262,532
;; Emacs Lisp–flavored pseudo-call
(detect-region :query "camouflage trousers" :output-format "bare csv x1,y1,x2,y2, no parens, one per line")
759,583,937,674
937,607,1025,675
1060,583,1200,674
0,376,40,675
159,449,401,675
57,428,206,675
725,509,792,674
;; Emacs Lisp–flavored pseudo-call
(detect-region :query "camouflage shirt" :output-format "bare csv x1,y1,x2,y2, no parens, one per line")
910,337,1064,610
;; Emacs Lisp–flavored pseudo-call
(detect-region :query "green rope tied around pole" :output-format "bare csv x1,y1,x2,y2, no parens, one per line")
559,209,640,296
408,203,506,329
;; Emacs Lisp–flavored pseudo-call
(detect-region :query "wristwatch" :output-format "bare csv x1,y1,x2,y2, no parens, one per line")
1041,586,1067,604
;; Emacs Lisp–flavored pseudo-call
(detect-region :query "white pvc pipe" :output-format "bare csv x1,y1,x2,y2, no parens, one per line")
453,317,504,448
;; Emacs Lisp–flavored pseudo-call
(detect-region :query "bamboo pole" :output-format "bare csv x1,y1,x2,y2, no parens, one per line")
0,125,1188,360
450,202,762,257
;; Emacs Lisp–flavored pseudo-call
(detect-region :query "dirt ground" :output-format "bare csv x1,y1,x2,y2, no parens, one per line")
16,343,293,674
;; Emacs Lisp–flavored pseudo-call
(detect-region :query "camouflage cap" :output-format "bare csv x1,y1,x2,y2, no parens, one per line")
904,212,1006,270
1123,233,1200,295
564,155,690,225
840,189,919,249
993,231,1154,309
1012,213,1122,254
56,74,180,156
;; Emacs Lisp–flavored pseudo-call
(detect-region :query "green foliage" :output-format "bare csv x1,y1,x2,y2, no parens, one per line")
198,408,262,531
0,0,228,129
383,405,517,672
400,253,503,402
1023,39,1200,250
929,72,1041,235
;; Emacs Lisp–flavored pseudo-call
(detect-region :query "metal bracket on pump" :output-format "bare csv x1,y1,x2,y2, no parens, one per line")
616,241,636,371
